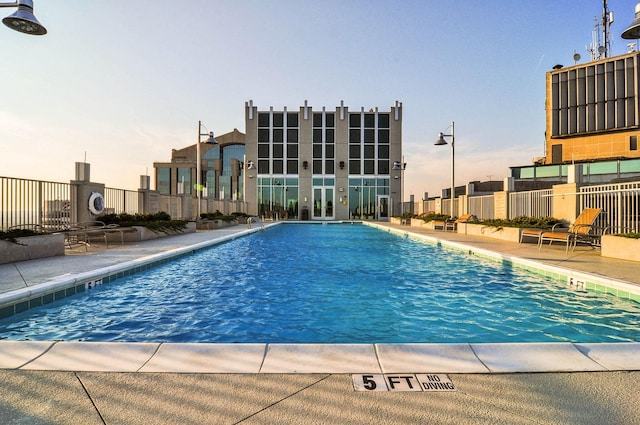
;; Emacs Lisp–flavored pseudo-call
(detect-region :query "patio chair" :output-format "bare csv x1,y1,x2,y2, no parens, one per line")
444,214,477,231
538,208,602,253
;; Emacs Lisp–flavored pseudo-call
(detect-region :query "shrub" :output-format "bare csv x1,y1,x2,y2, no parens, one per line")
480,216,561,229
420,213,451,223
0,229,44,244
617,232,640,239
199,210,239,222
100,212,188,233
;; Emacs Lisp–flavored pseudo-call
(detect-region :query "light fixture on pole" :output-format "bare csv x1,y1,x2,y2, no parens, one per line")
392,158,407,215
622,2,640,39
1,0,46,35
196,120,218,218
434,121,455,218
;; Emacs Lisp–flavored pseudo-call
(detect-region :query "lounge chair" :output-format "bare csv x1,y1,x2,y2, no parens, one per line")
538,208,602,253
441,214,477,231
520,227,546,244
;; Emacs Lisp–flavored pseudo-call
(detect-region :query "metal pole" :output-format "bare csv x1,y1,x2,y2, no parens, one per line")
450,121,455,218
197,120,202,219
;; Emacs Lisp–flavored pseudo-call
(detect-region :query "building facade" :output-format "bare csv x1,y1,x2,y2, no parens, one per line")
546,51,640,165
244,100,403,221
153,128,246,201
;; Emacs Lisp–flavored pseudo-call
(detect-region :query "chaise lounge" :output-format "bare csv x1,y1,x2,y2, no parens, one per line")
538,208,602,253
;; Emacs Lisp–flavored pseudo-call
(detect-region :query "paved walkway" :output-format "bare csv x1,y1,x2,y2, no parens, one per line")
0,222,639,424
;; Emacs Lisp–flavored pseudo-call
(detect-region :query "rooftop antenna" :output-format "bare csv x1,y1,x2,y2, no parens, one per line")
588,0,613,60
602,0,612,58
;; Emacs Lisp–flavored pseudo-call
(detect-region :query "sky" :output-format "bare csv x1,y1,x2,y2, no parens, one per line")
1,0,639,200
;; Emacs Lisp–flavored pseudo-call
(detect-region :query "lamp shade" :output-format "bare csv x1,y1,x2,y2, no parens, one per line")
622,2,640,39
204,132,218,144
2,1,46,35
434,132,448,146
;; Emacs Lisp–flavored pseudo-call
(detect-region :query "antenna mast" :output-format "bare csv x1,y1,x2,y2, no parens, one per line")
602,0,614,58
589,0,614,60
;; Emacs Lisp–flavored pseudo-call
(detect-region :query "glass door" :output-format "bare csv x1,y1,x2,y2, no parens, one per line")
377,195,389,221
313,187,334,220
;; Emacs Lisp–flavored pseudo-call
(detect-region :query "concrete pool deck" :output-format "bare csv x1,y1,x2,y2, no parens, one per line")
0,222,639,424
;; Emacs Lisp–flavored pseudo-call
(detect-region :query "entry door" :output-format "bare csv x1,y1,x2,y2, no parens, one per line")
377,195,389,221
313,187,334,220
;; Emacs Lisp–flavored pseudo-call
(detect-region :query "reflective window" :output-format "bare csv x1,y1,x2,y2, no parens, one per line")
157,168,171,195
177,167,191,194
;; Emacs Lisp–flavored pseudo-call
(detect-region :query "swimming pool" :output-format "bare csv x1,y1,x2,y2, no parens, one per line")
0,223,639,343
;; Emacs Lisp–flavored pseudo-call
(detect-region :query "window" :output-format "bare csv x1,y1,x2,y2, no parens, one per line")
313,160,323,174
378,113,389,128
349,160,360,174
631,136,638,151
349,113,360,127
273,160,284,174
287,160,298,174
258,129,269,142
177,168,191,194
273,144,284,158
273,113,283,127
287,129,298,143
313,113,323,127
258,113,270,127
157,168,171,195
258,160,269,174
287,113,298,127
258,144,270,158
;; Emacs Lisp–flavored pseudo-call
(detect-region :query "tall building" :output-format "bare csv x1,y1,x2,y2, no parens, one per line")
546,51,640,165
244,100,403,220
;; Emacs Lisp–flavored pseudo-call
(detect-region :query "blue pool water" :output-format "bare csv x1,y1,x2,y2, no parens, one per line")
1,223,639,343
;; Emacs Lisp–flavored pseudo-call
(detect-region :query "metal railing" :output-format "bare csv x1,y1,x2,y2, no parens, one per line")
508,189,553,219
580,182,640,234
468,195,494,220
1,176,71,231
104,187,139,215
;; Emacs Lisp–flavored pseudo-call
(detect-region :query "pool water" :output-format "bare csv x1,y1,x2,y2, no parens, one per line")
1,223,639,343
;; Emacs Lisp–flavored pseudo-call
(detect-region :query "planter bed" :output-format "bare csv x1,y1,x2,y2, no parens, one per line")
458,223,523,243
196,220,238,230
119,222,197,243
601,235,640,262
0,234,65,265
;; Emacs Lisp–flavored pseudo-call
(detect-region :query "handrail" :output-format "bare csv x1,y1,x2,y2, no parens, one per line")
247,216,264,230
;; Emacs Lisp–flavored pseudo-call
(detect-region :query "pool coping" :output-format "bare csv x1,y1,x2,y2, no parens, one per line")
0,221,639,374
1,341,639,373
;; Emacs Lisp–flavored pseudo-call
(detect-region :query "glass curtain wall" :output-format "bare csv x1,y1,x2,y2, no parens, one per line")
258,178,299,219
257,110,299,218
203,146,220,198
348,111,390,218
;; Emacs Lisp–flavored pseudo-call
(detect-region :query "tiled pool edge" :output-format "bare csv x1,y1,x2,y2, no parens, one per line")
367,222,640,304
1,341,639,373
0,225,277,319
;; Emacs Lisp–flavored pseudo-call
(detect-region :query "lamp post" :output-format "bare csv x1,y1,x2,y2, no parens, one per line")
1,0,46,35
196,120,218,218
435,121,455,218
392,157,407,215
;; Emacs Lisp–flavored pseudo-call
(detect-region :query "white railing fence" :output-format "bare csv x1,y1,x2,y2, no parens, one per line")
508,189,553,219
580,182,640,234
468,195,494,220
